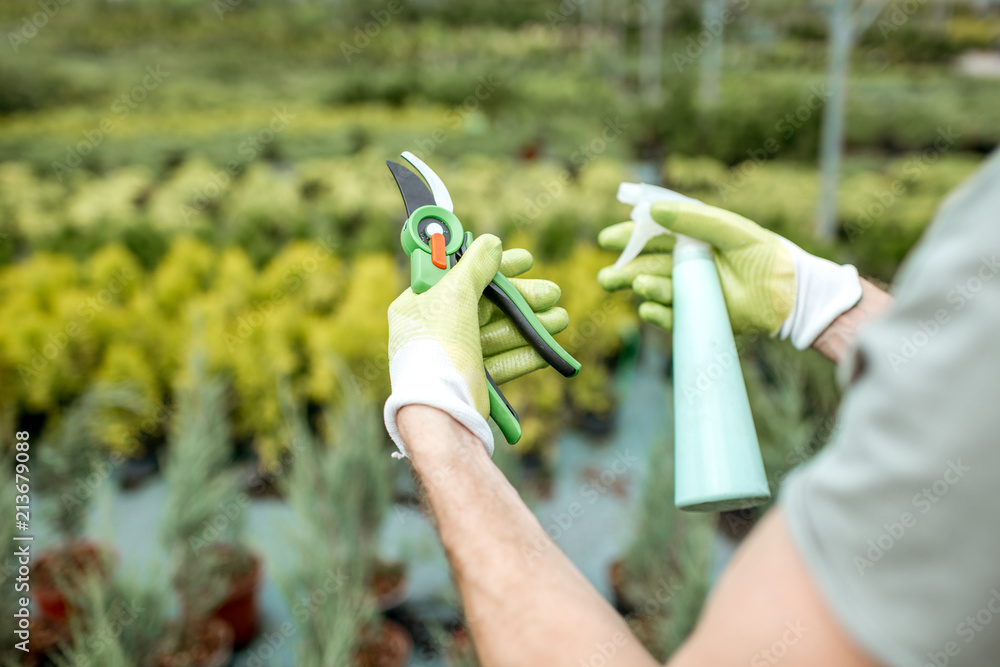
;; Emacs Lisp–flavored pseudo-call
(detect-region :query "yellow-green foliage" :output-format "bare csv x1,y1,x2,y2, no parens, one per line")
0,239,387,464
0,151,631,268
0,237,629,464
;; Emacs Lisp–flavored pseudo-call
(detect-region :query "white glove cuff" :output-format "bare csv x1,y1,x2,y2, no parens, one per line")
383,339,494,459
778,239,863,350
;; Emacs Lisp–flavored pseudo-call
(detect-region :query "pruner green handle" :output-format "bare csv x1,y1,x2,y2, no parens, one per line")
401,204,581,444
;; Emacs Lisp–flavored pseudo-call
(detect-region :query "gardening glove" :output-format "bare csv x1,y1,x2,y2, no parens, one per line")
479,248,569,386
597,200,861,349
384,237,569,460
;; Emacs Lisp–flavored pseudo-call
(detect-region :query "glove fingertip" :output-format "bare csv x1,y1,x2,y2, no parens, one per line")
543,306,570,334
500,248,534,277
638,301,673,330
597,221,633,250
649,200,682,225
597,266,628,291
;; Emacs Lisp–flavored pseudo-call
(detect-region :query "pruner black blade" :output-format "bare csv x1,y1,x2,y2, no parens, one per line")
386,160,435,218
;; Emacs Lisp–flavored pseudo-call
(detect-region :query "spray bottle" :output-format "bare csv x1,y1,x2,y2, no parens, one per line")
616,183,770,512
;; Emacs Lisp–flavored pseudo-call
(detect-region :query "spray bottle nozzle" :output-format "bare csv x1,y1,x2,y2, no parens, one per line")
613,183,701,271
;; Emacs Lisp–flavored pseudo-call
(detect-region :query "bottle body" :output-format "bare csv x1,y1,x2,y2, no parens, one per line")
672,237,771,511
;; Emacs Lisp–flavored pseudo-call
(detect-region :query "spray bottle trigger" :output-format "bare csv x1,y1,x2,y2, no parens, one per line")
613,182,702,270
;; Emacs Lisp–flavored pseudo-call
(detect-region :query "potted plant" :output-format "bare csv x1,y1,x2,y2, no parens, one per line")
52,565,233,667
159,351,262,650
33,386,144,624
608,433,715,659
329,386,408,611
314,363,408,611
278,389,412,667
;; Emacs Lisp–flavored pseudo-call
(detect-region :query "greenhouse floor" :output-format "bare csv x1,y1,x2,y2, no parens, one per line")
40,343,736,665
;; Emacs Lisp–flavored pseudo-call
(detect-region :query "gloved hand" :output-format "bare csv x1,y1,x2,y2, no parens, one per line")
480,248,569,386
384,236,569,459
597,201,861,349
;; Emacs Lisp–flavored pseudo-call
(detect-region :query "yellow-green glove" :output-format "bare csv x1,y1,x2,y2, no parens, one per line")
598,200,861,348
384,236,569,459
480,248,569,386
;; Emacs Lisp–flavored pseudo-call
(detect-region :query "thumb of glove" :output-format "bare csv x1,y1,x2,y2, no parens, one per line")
445,234,503,295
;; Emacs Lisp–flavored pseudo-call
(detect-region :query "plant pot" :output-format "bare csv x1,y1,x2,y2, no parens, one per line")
21,616,70,667
32,540,111,624
355,619,413,667
372,560,408,611
208,545,262,650
155,618,234,667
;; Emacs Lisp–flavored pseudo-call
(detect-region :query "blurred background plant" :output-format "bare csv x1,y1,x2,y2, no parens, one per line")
278,395,376,665
52,570,170,667
159,348,259,652
38,385,145,540
278,382,411,666
614,433,715,660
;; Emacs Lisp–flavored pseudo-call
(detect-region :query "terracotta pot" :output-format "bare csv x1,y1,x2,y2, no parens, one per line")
355,619,413,667
21,616,69,667
156,618,234,667
372,560,408,611
32,540,111,623
209,546,262,650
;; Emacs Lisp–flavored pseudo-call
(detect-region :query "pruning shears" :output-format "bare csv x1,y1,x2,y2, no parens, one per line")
387,152,581,445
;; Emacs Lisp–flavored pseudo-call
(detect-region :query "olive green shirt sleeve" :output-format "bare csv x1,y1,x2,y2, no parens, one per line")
781,148,1000,667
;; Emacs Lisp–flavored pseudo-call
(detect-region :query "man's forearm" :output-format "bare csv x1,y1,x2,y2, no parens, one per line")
811,277,892,364
398,405,659,667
